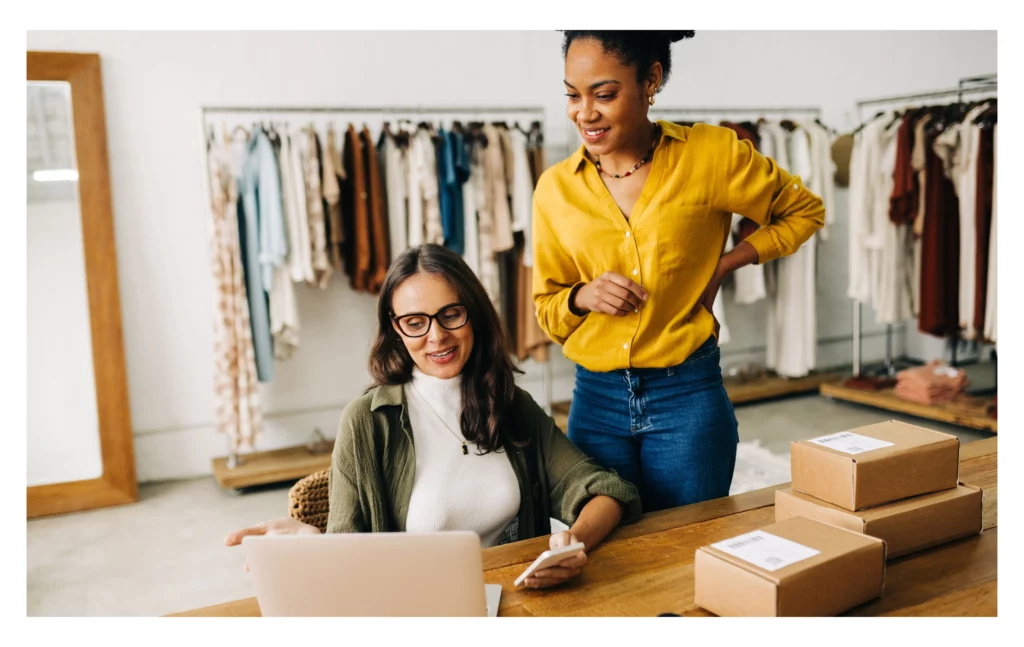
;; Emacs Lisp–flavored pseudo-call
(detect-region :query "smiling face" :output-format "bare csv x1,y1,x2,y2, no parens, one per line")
564,37,662,158
390,272,474,380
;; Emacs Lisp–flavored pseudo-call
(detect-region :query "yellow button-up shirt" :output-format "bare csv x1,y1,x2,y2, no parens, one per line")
531,120,825,372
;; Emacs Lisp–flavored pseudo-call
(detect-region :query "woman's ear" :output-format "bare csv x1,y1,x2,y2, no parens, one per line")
645,62,664,98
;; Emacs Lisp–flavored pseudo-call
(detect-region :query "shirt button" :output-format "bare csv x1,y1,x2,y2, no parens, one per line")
632,269,639,276
625,231,631,238
623,343,629,350
792,184,799,190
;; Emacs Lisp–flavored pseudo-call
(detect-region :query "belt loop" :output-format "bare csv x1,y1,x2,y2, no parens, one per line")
666,367,675,377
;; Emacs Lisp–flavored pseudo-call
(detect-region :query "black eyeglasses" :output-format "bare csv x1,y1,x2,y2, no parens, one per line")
391,303,469,338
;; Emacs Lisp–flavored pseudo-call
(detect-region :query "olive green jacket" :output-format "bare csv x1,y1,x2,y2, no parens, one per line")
326,383,641,543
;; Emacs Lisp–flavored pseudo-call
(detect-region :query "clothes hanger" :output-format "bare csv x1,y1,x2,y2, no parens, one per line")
852,110,886,135
814,117,839,136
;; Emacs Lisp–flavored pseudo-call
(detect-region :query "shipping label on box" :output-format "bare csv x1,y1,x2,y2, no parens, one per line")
791,420,960,510
695,517,885,617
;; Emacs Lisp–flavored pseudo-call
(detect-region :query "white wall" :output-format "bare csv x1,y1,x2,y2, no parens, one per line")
27,198,103,486
25,30,996,482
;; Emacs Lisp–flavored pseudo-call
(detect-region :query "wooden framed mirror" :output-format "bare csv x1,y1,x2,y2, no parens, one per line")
27,52,137,517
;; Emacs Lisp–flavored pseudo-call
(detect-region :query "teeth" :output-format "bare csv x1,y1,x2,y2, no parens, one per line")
431,349,455,358
585,128,608,136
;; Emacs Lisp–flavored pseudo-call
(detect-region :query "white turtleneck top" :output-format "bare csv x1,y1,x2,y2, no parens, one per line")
403,368,521,548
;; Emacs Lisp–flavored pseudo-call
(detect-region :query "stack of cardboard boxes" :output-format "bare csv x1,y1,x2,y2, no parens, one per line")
695,420,983,617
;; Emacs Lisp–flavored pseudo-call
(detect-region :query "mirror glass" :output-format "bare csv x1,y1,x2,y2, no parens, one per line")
27,81,103,487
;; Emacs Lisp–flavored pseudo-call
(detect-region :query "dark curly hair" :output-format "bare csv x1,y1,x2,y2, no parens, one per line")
561,30,695,92
368,244,528,454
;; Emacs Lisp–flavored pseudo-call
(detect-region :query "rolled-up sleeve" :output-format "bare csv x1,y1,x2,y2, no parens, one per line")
711,127,825,264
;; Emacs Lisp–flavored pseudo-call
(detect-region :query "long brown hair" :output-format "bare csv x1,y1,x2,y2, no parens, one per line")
368,244,528,453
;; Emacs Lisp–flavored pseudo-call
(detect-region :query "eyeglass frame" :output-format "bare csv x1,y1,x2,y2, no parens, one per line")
390,302,470,338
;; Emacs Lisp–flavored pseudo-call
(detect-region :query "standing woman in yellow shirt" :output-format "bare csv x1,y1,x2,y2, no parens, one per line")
532,31,825,513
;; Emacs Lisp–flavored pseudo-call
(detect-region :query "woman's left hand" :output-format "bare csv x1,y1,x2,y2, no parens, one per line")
521,531,589,590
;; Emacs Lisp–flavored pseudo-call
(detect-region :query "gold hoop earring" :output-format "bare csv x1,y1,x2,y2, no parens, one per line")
649,95,656,107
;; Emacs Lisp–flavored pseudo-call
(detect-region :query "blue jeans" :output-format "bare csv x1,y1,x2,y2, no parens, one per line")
567,336,739,513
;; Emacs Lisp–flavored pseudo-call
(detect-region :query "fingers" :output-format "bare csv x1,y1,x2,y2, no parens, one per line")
594,298,633,316
524,565,583,589
602,282,643,310
602,273,648,302
223,524,268,546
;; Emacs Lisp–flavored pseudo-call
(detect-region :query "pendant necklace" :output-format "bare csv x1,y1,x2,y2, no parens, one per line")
411,384,471,455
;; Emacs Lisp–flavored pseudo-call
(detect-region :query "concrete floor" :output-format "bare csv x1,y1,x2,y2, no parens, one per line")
26,394,993,616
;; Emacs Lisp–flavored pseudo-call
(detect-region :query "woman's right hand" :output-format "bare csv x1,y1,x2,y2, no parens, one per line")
224,517,321,570
224,517,321,546
573,272,648,316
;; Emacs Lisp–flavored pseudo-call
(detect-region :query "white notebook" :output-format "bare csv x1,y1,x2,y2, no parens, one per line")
485,584,501,617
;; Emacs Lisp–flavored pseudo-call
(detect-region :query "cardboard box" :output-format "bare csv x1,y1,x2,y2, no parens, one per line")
791,420,960,511
774,484,983,559
694,517,885,617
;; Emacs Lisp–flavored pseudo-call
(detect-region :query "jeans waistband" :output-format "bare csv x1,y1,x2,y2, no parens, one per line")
577,335,719,379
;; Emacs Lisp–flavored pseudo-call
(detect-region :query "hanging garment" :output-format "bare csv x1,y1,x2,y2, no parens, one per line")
911,114,934,237
757,120,788,374
239,129,284,382
303,128,332,289
509,128,535,266
934,103,990,338
436,128,455,250
462,137,482,276
322,126,345,270
363,126,390,293
499,240,519,343
801,120,837,241
918,119,961,338
766,126,817,378
974,118,995,336
262,128,300,360
888,114,919,226
407,126,442,246
483,123,514,253
983,124,997,342
909,113,934,315
874,117,914,325
269,264,300,360
846,114,889,304
379,127,409,260
515,236,550,362
207,140,262,452
437,128,467,254
524,127,547,267
283,128,314,284
342,124,372,292
478,125,504,305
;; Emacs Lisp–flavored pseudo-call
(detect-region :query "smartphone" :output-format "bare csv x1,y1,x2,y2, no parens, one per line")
514,542,586,587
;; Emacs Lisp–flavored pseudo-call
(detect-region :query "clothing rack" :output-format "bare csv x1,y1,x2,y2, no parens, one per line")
198,104,553,477
850,75,997,377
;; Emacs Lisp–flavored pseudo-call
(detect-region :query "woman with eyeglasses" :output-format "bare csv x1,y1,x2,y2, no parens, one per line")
225,244,641,590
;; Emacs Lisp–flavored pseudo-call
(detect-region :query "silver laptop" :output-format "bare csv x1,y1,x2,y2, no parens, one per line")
242,531,490,617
